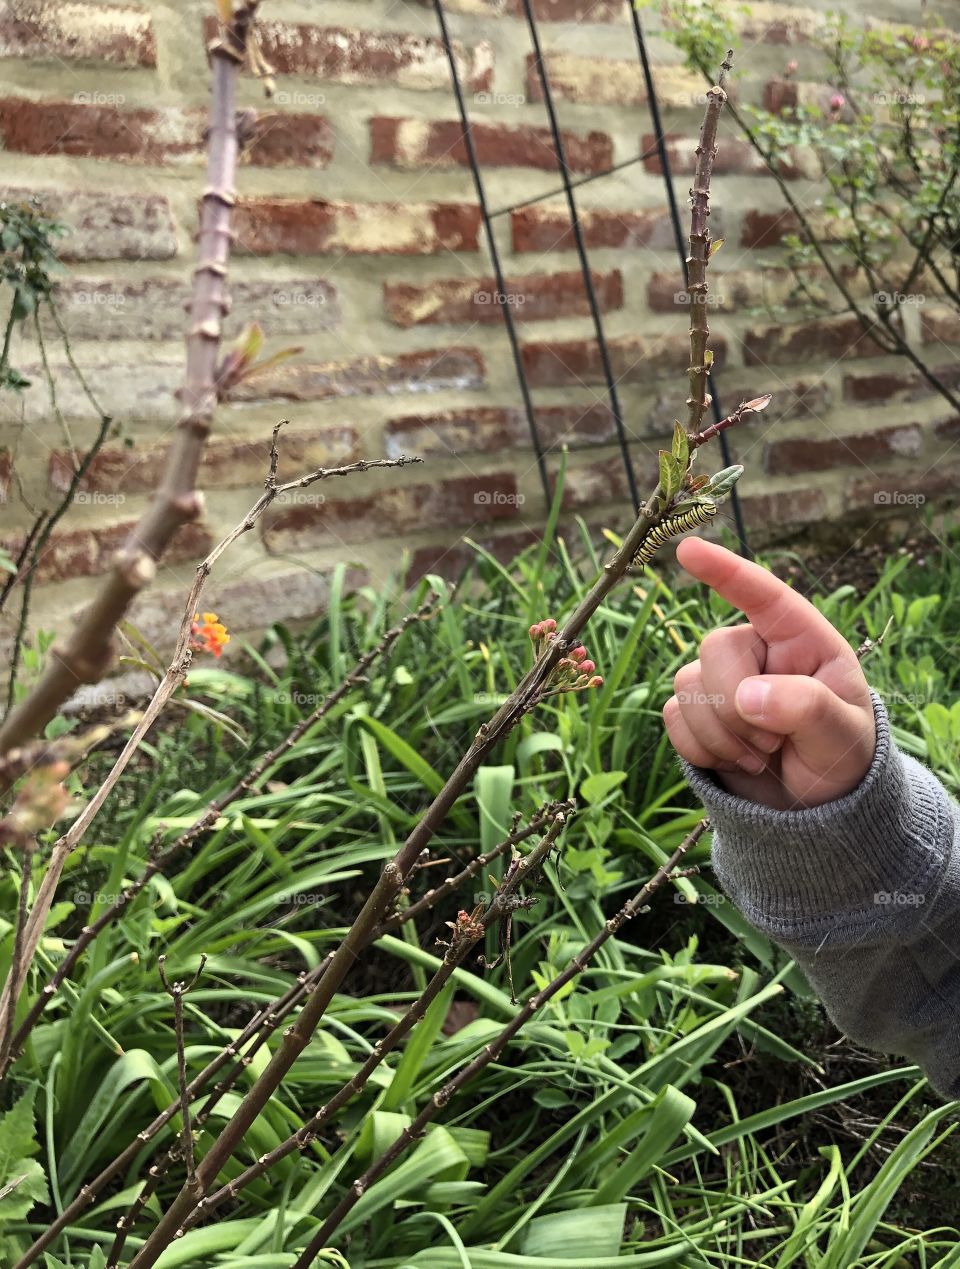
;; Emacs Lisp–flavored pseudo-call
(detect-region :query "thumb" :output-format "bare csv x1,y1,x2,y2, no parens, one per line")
735,674,874,777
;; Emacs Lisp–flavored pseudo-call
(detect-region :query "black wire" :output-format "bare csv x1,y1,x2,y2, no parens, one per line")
627,3,751,559
519,0,641,516
433,0,552,510
488,146,662,219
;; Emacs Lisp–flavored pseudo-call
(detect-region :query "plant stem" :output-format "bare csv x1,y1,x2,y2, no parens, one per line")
0,2,261,753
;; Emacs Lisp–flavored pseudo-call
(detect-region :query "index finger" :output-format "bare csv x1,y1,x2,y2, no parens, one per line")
675,536,848,658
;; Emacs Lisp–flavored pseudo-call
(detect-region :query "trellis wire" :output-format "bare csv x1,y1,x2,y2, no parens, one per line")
432,0,750,557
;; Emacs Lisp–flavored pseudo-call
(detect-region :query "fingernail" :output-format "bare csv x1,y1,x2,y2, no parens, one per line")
737,680,770,720
736,754,766,775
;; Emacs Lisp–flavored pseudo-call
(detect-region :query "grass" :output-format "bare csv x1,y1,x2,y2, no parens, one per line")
2,514,960,1266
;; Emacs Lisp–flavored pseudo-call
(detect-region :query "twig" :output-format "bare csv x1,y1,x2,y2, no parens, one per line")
691,394,772,448
686,51,732,437
292,822,709,1264
157,954,206,1189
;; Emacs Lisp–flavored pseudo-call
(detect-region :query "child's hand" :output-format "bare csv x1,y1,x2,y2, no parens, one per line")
663,537,876,810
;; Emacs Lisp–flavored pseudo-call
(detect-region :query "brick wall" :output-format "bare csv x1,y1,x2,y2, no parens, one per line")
0,0,957,656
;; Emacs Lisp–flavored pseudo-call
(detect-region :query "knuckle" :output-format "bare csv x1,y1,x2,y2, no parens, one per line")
673,661,700,696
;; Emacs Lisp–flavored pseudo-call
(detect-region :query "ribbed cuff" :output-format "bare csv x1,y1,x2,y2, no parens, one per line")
681,692,951,942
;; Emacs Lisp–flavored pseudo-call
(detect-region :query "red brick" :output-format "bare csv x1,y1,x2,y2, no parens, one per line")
647,267,830,314
556,456,632,509
935,415,960,440
371,117,612,175
232,198,481,256
204,17,492,93
512,205,710,252
3,520,212,585
738,487,827,528
52,277,340,341
0,3,155,67
843,363,960,405
920,308,960,346
521,333,726,387
0,449,11,504
262,473,521,550
743,316,890,366
230,347,485,403
385,402,618,457
764,425,923,475
641,133,817,181
49,427,360,496
845,466,960,513
0,186,176,261
0,98,333,167
763,79,841,116
383,269,622,327
406,529,540,586
525,53,705,108
739,209,800,249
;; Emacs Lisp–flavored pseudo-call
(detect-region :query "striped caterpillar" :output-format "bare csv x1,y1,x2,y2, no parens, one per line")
631,501,717,568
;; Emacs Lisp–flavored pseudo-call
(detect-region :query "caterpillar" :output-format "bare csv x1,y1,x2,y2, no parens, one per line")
631,501,717,568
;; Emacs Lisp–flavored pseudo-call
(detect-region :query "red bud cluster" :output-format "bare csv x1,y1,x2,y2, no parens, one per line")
529,617,603,696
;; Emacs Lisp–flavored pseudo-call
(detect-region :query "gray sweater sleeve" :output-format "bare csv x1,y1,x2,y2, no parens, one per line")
682,691,960,1098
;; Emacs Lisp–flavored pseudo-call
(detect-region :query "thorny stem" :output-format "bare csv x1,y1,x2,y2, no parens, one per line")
178,815,569,1233
127,65,751,1269
292,822,709,1265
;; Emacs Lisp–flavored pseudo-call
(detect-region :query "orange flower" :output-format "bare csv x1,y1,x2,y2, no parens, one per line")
190,611,230,658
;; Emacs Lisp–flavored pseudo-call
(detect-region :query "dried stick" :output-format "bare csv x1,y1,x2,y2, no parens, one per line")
157,954,207,1191
686,52,732,437
0,3,261,753
127,69,748,1269
2,598,436,1082
11,794,558,1269
177,814,570,1234
0,440,418,1059
292,822,709,1265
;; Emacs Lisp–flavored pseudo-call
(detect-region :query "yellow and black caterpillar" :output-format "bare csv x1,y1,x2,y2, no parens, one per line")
632,501,717,568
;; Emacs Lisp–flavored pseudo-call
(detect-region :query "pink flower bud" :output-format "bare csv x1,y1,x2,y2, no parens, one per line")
529,622,543,640
569,645,587,662
579,660,596,675
785,58,798,76
556,658,574,672
588,676,603,688
542,618,557,633
829,92,845,111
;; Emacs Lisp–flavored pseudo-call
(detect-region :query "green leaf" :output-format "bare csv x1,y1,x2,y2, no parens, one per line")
521,1205,626,1257
0,1092,48,1223
580,771,627,805
671,420,689,471
658,450,682,501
